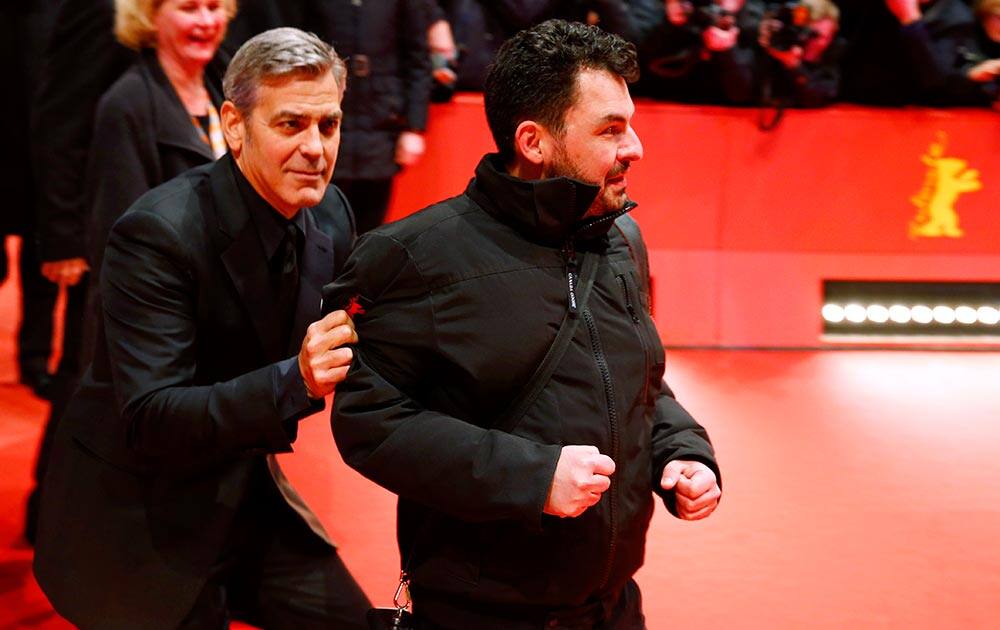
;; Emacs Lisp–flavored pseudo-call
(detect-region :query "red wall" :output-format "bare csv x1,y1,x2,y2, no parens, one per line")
388,96,1000,348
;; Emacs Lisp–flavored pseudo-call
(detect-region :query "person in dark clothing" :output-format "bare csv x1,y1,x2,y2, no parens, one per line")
0,0,61,401
747,0,846,107
433,0,637,92
33,28,369,629
964,0,1000,103
843,0,991,105
885,0,996,105
23,0,317,546
22,0,232,547
325,19,721,629
308,0,433,234
836,0,917,104
632,0,757,103
82,0,235,340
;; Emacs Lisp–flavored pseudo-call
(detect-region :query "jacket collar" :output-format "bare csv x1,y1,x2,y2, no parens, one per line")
466,153,635,247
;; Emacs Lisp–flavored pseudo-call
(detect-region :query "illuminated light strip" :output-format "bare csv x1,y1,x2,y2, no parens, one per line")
822,303,1000,326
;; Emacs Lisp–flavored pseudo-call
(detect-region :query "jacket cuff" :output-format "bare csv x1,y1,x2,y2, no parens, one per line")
270,356,326,450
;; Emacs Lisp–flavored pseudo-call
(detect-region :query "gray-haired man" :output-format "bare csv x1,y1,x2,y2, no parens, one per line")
33,28,370,629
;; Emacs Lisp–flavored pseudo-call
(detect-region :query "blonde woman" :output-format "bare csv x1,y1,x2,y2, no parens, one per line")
81,0,235,361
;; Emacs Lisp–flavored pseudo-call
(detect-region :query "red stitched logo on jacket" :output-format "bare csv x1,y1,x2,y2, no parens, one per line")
345,294,366,317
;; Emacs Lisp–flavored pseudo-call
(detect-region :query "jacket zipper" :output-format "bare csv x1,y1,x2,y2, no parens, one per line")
584,309,619,591
617,273,653,404
615,274,640,324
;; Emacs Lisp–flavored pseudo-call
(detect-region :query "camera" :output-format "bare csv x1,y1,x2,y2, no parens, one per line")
687,0,737,31
764,1,818,51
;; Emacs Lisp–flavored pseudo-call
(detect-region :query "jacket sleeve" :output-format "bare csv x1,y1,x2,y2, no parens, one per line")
327,232,562,528
101,209,319,471
624,220,720,516
650,378,721,516
31,0,133,261
401,0,433,132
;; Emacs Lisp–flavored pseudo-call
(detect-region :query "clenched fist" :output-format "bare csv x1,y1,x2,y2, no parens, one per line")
660,460,721,521
544,445,616,518
298,309,357,399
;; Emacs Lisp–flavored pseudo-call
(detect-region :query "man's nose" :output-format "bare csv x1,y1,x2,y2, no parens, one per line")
619,126,643,163
299,124,323,159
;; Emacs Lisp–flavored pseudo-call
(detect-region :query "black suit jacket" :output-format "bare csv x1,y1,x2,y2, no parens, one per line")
33,155,355,629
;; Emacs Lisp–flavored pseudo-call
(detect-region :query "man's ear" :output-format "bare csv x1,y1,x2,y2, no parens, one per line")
220,101,245,157
513,120,548,167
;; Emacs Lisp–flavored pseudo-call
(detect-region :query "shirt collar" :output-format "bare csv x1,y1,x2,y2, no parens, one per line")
231,159,306,262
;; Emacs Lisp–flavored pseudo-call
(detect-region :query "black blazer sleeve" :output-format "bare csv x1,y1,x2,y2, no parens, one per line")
101,208,315,470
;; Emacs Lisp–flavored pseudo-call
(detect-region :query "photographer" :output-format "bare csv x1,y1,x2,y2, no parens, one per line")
633,0,756,103
749,0,845,107
966,0,1000,106
884,0,993,105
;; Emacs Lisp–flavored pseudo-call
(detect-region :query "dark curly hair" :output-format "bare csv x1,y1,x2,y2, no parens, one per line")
484,19,639,164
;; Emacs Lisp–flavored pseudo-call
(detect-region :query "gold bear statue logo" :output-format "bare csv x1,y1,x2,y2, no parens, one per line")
909,131,982,239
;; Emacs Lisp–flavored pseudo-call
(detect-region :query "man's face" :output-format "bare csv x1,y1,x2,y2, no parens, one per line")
223,71,342,218
542,68,643,219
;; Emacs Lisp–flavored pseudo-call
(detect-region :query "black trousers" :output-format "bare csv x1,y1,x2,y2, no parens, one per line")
177,462,371,630
413,578,646,630
22,234,89,544
333,178,394,236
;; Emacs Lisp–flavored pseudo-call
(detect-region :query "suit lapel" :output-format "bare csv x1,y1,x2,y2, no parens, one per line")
287,210,335,356
209,158,286,362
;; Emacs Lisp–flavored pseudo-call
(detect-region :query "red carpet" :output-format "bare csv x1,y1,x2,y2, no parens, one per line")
3,234,1000,628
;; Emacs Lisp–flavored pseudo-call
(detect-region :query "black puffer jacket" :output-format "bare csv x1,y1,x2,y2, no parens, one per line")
326,154,719,627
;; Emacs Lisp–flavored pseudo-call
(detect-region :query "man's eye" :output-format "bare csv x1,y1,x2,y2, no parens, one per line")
279,120,300,131
319,119,340,135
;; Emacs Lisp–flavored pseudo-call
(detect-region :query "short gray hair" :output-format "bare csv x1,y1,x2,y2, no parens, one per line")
224,27,347,113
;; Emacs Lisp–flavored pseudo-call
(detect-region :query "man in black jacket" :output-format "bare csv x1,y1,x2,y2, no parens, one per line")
325,19,721,629
33,28,369,629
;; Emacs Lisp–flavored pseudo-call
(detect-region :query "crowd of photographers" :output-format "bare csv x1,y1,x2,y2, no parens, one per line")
428,0,1000,109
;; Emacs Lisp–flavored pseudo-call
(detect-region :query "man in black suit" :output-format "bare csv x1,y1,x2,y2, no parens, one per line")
33,28,370,629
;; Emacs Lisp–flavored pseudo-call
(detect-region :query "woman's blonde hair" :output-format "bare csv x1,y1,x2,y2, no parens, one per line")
114,0,238,51
803,0,840,23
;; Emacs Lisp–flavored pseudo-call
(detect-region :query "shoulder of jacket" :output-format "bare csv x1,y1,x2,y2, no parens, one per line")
371,193,478,247
96,63,151,117
121,167,211,233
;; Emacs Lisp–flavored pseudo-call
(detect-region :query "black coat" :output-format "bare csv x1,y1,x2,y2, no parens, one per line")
84,50,227,285
33,155,356,629
325,154,719,627
30,0,134,260
307,0,432,180
436,0,635,91
839,0,989,106
0,0,58,237
76,50,227,367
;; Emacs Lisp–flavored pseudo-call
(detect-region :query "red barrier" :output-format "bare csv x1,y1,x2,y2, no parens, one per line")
388,95,1000,347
